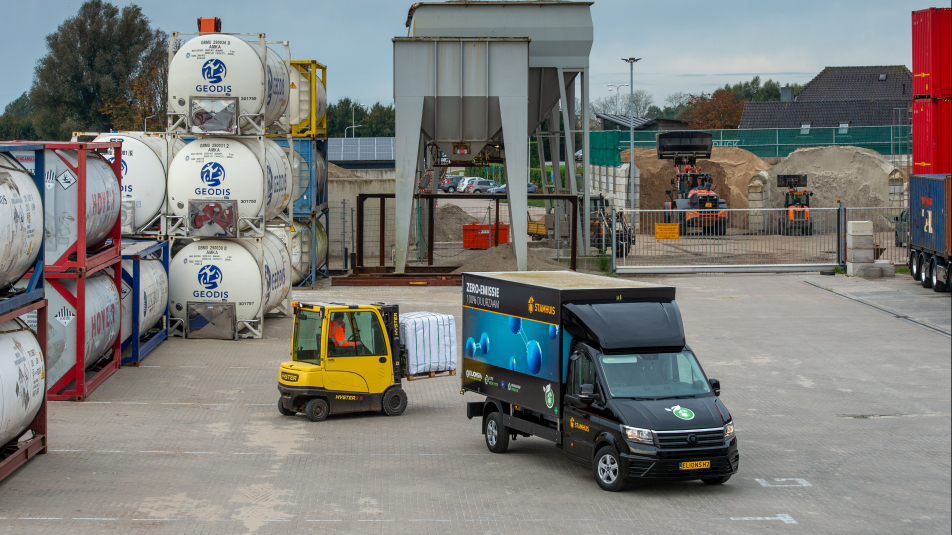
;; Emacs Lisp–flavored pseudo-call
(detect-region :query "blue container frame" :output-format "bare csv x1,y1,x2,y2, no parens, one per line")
120,240,169,365
272,137,329,285
0,144,45,316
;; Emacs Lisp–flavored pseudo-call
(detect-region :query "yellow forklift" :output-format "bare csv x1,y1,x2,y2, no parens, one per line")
278,302,408,421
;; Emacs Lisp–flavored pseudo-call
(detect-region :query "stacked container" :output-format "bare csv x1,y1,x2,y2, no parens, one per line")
164,21,321,339
37,142,123,400
0,144,49,482
912,8,952,175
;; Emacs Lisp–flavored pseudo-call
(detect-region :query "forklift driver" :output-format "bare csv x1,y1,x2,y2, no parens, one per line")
328,312,356,351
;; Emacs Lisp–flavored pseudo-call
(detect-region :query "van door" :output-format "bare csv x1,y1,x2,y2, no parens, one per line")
323,310,393,394
563,352,598,464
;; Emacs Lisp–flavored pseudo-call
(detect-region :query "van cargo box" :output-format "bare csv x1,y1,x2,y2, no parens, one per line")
461,271,677,417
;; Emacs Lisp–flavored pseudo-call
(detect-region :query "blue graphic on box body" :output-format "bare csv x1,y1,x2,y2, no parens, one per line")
463,307,558,380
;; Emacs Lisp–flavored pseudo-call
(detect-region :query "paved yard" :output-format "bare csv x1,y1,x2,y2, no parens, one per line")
0,273,948,534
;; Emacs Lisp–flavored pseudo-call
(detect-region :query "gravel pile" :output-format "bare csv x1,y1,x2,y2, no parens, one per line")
452,245,568,274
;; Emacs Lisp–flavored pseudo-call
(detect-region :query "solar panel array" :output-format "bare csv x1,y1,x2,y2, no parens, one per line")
327,137,396,162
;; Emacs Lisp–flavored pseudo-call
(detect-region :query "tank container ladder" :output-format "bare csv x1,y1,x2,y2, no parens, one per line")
120,240,170,365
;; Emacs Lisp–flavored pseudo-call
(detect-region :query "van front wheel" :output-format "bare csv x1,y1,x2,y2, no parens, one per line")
594,446,626,491
484,412,509,453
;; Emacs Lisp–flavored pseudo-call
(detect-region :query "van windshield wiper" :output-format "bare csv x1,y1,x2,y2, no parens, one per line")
653,395,697,400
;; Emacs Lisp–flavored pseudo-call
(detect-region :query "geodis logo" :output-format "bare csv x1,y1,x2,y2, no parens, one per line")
197,162,230,196
569,417,590,432
197,59,232,94
195,265,227,299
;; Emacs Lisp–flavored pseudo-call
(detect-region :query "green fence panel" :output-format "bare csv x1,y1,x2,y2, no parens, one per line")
609,126,910,159
590,130,621,166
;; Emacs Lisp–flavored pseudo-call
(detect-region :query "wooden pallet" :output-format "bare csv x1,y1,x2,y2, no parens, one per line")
405,369,457,381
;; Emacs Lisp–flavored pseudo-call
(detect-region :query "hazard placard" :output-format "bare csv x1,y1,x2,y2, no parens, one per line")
655,223,680,240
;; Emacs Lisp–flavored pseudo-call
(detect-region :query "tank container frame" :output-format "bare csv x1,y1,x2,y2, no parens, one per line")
287,60,327,138
165,134,295,239
166,31,293,137
0,144,45,316
120,240,169,365
0,298,48,483
38,141,123,275
45,257,123,401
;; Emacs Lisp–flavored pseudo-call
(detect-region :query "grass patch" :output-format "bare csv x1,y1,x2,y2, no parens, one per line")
498,199,546,207
895,267,910,274
831,267,845,274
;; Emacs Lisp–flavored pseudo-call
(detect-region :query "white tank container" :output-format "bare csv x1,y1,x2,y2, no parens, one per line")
120,259,169,345
167,137,292,228
168,35,290,129
93,133,186,230
20,275,120,389
267,219,327,285
0,153,43,292
169,231,291,322
285,69,327,127
0,319,45,447
43,149,121,266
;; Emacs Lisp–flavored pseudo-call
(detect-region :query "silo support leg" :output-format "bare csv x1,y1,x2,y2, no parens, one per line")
500,97,529,272
394,96,425,274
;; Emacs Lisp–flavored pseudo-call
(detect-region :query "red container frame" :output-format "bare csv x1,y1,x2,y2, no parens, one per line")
0,298,48,482
912,8,952,98
913,97,952,175
463,223,510,249
40,141,123,274
44,262,123,401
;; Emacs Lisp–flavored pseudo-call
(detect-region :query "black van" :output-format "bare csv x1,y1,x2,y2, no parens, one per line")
461,272,739,491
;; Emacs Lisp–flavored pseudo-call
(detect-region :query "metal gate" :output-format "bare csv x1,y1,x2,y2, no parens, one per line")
611,206,906,274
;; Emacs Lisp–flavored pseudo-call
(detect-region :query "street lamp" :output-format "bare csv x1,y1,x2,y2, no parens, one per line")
621,57,641,211
606,84,628,115
345,101,362,138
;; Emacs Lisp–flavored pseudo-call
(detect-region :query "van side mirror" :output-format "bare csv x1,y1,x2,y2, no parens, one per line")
579,384,596,403
708,378,721,397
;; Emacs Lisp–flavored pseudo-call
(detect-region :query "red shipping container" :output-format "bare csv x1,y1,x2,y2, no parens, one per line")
913,97,952,175
463,223,510,249
912,8,952,98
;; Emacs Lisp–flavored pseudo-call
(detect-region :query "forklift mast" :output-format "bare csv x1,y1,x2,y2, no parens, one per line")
777,174,810,208
373,303,404,385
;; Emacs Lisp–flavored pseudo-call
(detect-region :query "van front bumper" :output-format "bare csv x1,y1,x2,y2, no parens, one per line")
621,440,739,480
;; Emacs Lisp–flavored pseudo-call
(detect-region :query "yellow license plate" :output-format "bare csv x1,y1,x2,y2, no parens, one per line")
705,202,712,208
680,460,710,470
280,372,299,382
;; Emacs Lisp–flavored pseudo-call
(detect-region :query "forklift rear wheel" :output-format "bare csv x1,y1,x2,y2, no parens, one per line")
593,445,626,492
702,475,732,485
278,398,296,416
305,398,329,422
484,412,509,453
382,386,408,416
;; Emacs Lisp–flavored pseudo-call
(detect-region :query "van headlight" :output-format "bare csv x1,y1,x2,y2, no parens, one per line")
724,421,735,440
622,425,654,445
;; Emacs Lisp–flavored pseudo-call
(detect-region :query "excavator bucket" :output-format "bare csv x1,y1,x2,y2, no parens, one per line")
777,174,808,188
656,131,713,160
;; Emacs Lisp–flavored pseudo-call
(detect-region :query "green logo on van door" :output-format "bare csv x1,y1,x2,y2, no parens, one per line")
543,384,554,409
665,405,695,420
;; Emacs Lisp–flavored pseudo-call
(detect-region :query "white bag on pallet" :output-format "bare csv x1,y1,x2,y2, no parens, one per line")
399,312,457,375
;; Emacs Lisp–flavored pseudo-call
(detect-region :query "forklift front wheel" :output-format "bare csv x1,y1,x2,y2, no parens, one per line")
278,398,296,416
381,386,408,416
484,412,509,453
305,398,329,422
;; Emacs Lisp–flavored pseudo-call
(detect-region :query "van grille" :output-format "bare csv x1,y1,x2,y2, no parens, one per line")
655,429,724,449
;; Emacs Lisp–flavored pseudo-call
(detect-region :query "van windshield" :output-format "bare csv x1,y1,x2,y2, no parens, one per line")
597,352,711,399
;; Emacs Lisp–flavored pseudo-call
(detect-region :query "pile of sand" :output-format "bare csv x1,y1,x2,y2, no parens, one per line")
328,162,361,179
433,204,478,242
620,147,769,212
452,245,568,274
765,146,895,208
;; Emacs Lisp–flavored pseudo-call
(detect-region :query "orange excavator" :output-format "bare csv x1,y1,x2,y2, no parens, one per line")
658,131,728,235
777,174,814,235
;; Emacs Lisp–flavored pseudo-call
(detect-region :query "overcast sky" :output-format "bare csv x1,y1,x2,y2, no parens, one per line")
0,0,936,112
